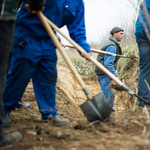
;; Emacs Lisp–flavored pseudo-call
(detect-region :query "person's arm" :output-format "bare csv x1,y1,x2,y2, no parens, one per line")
104,45,118,77
66,1,91,60
28,0,45,11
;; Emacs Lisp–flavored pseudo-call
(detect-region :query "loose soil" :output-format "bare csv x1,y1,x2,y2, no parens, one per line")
1,64,150,150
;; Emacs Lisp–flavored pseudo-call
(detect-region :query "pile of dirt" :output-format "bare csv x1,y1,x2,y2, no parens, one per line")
3,58,150,150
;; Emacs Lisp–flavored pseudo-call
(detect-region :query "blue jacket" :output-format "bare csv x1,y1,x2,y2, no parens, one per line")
135,0,150,39
15,0,91,53
104,45,118,77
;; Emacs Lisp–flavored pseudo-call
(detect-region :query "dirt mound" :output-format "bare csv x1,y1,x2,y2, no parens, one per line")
3,59,150,150
57,66,86,105
56,66,101,119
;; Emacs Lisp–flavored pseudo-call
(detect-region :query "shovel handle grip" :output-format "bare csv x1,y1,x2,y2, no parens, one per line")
36,11,92,100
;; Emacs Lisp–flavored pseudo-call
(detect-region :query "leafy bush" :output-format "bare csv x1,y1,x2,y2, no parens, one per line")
58,55,94,75
118,44,139,78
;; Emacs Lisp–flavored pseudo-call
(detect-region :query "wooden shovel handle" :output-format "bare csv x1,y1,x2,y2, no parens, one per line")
66,45,130,58
36,11,92,100
66,45,107,55
43,16,123,86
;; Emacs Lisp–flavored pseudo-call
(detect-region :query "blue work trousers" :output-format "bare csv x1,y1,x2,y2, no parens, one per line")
97,75,115,112
136,36,150,107
4,30,58,120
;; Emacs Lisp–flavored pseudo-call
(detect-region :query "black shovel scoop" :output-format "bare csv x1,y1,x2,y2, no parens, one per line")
80,91,111,122
36,11,111,122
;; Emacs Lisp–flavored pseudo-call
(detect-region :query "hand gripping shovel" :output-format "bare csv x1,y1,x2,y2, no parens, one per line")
66,45,138,59
36,11,111,122
42,14,150,106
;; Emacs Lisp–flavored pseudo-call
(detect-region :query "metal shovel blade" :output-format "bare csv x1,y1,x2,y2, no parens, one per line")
80,100,102,122
80,92,111,122
92,92,111,121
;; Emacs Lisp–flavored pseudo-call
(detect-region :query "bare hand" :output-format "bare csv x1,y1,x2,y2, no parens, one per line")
61,43,66,48
81,52,91,61
25,4,44,14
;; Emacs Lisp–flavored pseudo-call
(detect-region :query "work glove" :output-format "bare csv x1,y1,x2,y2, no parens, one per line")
28,0,45,11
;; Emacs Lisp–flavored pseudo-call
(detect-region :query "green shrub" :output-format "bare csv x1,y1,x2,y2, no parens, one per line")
58,56,94,75
118,44,139,78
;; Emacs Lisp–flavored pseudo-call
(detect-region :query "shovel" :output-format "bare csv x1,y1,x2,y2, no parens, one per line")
36,11,111,122
66,45,138,59
42,14,150,106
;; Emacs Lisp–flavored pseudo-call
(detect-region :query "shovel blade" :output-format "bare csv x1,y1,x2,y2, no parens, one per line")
80,92,111,122
80,100,102,122
92,92,111,121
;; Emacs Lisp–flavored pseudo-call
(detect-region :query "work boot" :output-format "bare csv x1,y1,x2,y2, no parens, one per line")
0,132,22,147
3,114,11,128
16,99,31,109
53,116,70,127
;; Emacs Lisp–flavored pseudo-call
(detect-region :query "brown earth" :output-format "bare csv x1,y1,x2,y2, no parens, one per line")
1,64,150,150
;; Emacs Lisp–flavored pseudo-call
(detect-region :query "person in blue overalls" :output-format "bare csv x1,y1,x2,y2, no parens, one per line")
3,0,92,127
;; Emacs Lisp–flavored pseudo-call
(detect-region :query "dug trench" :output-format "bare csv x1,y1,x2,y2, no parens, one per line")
2,52,150,150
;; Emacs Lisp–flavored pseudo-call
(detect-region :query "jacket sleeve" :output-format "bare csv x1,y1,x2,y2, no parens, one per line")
104,45,118,77
28,0,45,11
66,1,91,53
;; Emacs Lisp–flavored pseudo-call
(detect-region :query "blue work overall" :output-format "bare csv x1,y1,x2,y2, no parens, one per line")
3,0,91,120
4,29,58,120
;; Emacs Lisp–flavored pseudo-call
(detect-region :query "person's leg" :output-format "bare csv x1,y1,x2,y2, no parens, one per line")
4,56,33,114
32,58,58,120
0,20,14,140
0,20,22,146
137,36,150,107
32,40,69,126
6,51,31,109
32,41,58,119
4,32,40,114
97,75,115,112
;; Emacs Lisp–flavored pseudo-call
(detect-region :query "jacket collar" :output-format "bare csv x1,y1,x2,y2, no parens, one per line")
109,36,120,45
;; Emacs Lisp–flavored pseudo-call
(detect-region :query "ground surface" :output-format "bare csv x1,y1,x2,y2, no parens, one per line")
1,65,150,150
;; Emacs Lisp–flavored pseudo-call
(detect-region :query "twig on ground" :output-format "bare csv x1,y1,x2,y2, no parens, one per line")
131,120,146,135
133,86,138,111
11,113,20,121
142,106,150,120
87,120,102,127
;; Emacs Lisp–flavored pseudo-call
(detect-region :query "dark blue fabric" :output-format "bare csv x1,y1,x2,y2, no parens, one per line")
97,75,115,112
135,0,150,39
16,0,91,53
4,30,57,119
4,0,91,120
136,36,150,107
135,0,150,107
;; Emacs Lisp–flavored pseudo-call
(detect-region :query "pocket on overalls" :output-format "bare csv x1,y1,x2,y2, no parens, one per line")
13,30,36,59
